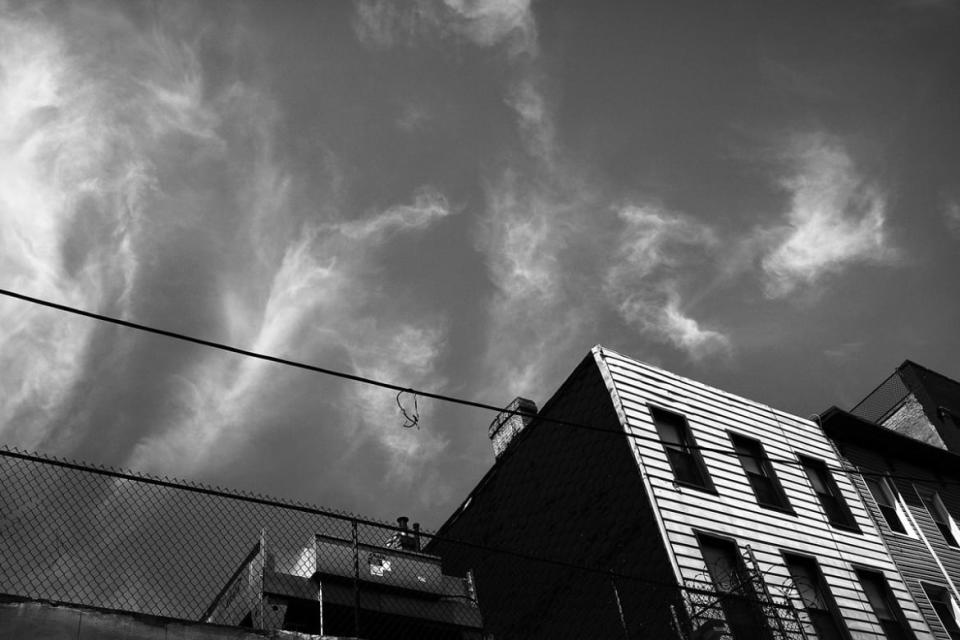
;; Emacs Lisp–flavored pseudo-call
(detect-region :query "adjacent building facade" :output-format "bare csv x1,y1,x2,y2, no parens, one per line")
820,362,960,640
429,346,926,640
849,361,960,454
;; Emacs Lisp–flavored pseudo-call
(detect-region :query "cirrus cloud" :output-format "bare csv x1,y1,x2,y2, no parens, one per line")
604,204,731,361
761,134,898,298
353,0,536,56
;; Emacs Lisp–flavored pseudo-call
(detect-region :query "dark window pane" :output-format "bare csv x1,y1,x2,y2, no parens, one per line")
921,494,959,547
749,476,782,507
785,554,847,640
866,478,907,534
651,407,711,490
657,420,683,446
732,435,789,510
923,584,960,640
879,505,907,534
857,569,914,640
938,522,959,547
700,536,773,640
735,443,763,476
665,448,706,487
808,610,846,640
800,457,857,530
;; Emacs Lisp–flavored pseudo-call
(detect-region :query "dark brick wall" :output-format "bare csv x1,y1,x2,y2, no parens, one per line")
427,356,677,640
882,394,946,449
901,363,960,454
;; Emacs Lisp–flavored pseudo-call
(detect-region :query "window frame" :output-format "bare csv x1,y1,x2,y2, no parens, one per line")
648,405,716,493
864,475,914,537
853,567,915,640
696,532,774,640
918,489,960,548
728,431,793,513
782,551,850,640
920,582,960,640
798,455,860,533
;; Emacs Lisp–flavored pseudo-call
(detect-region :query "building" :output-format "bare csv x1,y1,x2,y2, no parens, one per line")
428,346,926,640
203,525,484,639
819,362,960,640
850,361,960,453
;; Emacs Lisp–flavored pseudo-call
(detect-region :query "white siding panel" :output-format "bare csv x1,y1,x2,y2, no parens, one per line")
594,346,932,640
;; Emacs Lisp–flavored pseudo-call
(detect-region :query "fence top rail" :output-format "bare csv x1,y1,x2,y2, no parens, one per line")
0,444,399,530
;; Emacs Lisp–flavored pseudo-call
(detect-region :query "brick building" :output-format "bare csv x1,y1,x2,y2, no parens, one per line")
428,346,926,640
850,361,960,453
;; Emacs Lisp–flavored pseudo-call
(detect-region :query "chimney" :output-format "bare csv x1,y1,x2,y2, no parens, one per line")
488,397,538,459
385,516,420,551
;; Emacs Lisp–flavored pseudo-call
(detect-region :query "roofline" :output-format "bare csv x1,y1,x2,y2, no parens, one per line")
430,351,601,540
819,406,960,477
899,359,960,388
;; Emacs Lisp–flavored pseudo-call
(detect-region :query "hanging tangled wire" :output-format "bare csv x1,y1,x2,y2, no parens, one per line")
396,389,420,429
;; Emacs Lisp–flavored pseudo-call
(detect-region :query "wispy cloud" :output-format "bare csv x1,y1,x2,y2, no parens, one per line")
353,0,536,55
944,200,960,238
130,187,453,479
506,74,556,163
0,4,452,488
475,170,596,398
0,7,158,447
823,341,864,362
335,186,451,240
604,205,731,361
761,134,898,298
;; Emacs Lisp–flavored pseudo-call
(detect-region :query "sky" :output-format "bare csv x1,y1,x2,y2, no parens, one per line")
1,0,959,528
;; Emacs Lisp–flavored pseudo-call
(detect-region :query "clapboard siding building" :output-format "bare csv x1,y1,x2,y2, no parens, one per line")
430,347,928,640
823,375,960,639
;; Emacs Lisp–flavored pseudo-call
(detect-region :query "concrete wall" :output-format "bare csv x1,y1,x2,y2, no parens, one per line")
0,598,347,640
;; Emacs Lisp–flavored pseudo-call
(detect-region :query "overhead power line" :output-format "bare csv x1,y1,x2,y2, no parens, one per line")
1,287,958,489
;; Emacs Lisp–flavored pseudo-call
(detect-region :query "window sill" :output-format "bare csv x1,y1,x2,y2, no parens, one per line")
829,522,861,534
757,502,796,516
885,528,920,541
671,479,718,495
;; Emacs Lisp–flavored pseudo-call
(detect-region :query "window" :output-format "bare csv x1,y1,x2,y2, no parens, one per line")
921,583,960,640
698,535,772,640
855,569,914,640
799,456,859,531
865,477,909,535
650,407,712,490
783,553,847,640
731,434,791,511
920,491,959,547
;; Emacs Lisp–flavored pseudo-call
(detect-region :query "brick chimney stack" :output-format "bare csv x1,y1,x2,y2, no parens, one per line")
488,397,538,459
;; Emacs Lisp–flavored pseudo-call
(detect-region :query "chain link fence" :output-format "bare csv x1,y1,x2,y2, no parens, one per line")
1,446,810,639
849,370,911,425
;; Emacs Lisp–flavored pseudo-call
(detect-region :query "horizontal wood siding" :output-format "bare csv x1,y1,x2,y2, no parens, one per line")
596,347,933,640
834,440,960,640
